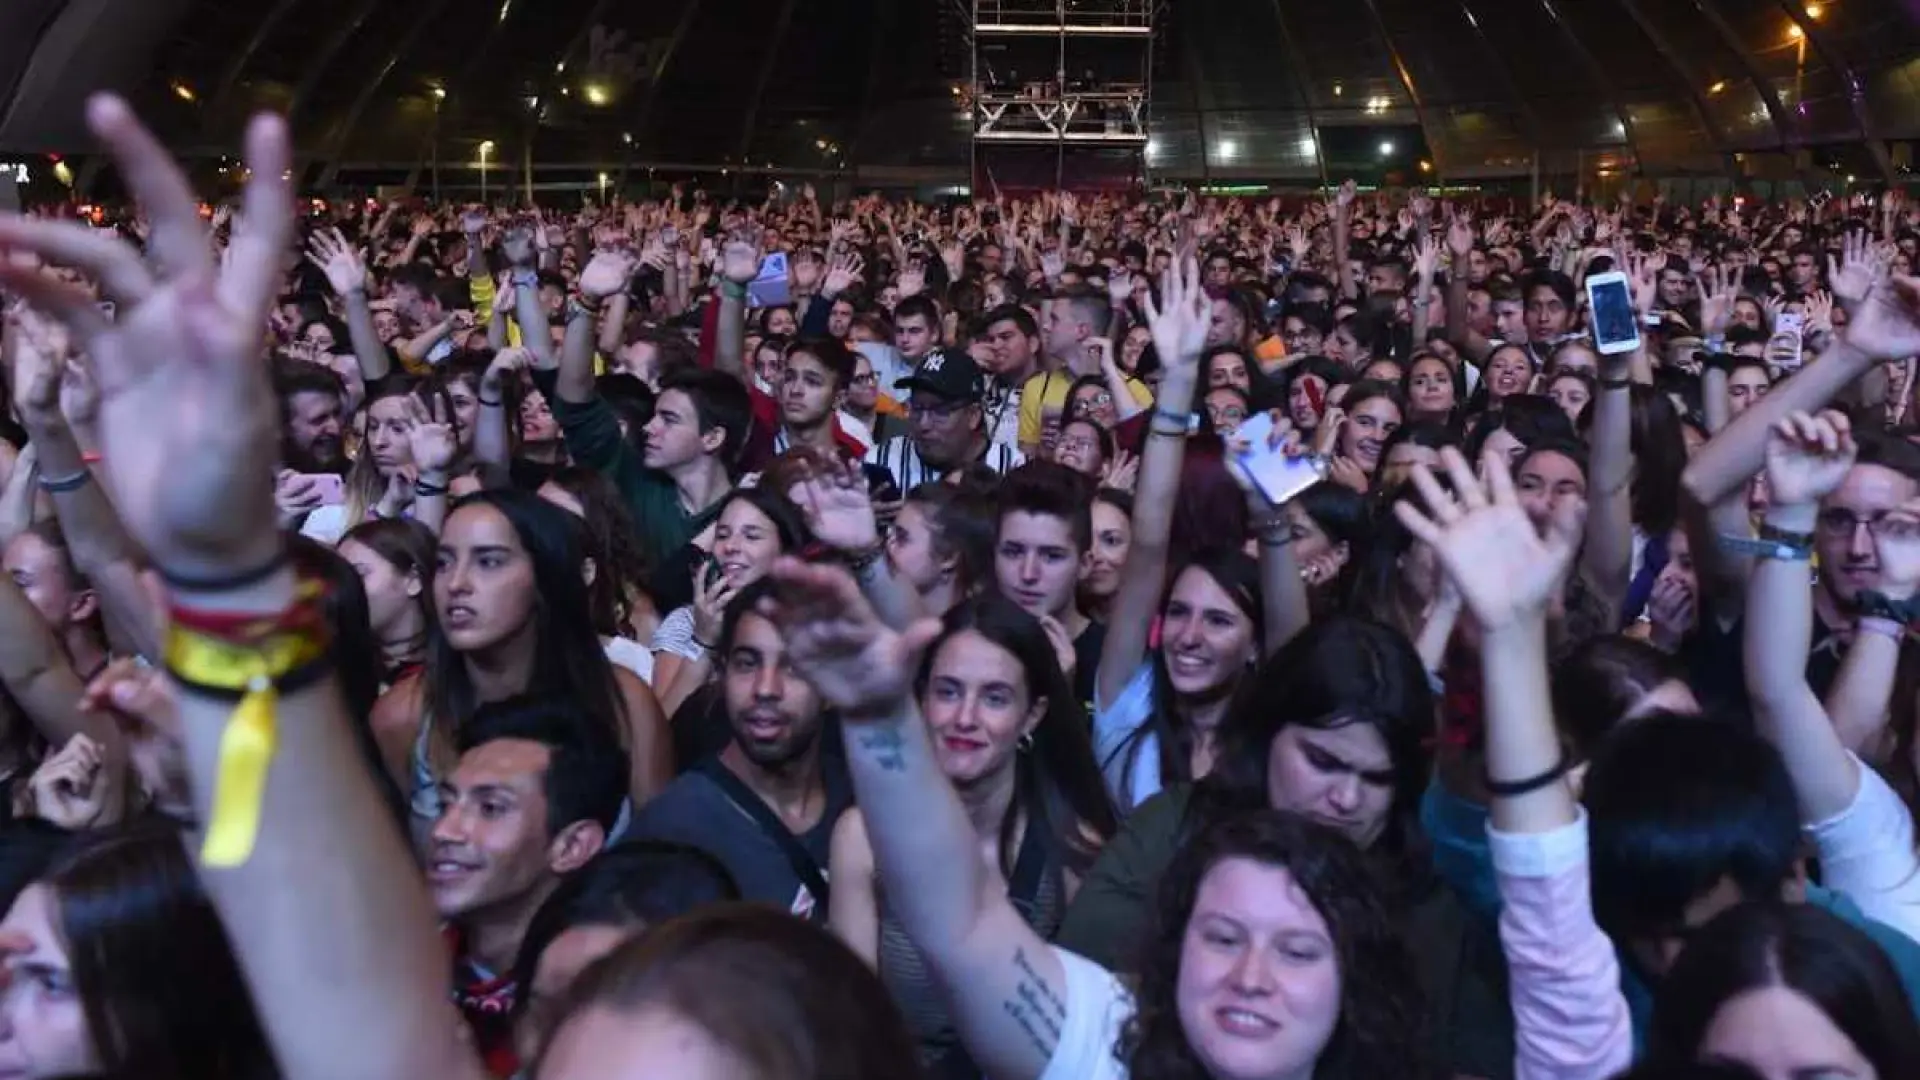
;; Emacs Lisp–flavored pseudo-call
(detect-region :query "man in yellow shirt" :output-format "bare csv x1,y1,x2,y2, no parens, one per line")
1020,286,1152,457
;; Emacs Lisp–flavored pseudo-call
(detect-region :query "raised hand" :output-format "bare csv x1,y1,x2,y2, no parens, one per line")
721,236,762,286
822,251,864,298
897,258,928,298
403,394,458,476
1828,230,1886,307
689,558,739,650
304,228,367,297
1102,448,1139,493
789,457,880,553
759,557,942,720
1394,448,1581,632
1106,267,1132,307
481,346,530,397
1140,255,1210,386
1333,178,1358,212
59,356,101,430
579,248,638,300
27,733,112,830
1845,276,1920,364
6,303,71,431
1413,234,1441,281
1446,214,1475,259
790,250,823,294
1763,410,1856,508
1699,263,1740,338
1646,573,1696,650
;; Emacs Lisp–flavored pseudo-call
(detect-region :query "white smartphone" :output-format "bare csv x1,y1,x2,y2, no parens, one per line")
1232,412,1328,507
1585,271,1641,356
1769,312,1806,373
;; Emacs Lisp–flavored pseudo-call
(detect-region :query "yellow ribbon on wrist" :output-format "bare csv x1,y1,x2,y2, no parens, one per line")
164,623,328,868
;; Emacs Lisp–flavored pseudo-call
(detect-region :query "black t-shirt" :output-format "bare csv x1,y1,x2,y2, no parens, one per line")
1685,610,1847,719
1073,621,1106,715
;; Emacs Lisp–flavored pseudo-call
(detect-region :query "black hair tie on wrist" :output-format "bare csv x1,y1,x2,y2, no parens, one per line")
413,481,450,498
157,549,290,594
1483,753,1574,798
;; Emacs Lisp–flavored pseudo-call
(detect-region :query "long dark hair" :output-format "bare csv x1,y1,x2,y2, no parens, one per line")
1121,811,1434,1079
535,903,925,1080
543,465,654,637
1117,548,1264,796
289,533,410,830
47,822,276,1080
425,490,627,749
1209,617,1434,857
919,595,1119,878
1649,903,1920,1076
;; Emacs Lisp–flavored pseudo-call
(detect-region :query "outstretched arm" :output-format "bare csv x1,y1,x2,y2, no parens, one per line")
766,559,1068,1080
1096,257,1210,708
1396,448,1631,1080
0,95,482,1080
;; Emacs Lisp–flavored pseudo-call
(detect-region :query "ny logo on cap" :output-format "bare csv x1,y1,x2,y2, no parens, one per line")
921,353,946,373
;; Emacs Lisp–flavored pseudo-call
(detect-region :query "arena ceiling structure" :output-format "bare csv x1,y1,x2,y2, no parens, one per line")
0,0,1917,193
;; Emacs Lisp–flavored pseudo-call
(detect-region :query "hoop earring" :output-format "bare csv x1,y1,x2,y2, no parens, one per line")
1018,732,1035,753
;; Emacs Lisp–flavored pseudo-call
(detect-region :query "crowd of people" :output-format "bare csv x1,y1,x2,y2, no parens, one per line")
0,91,1916,1079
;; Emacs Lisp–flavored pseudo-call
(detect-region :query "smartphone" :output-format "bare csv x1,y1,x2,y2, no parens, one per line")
747,251,791,309
1232,412,1328,507
1769,312,1806,372
1585,271,1641,356
297,474,346,506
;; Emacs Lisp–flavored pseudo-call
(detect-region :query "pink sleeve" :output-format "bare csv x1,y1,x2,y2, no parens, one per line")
1492,816,1634,1080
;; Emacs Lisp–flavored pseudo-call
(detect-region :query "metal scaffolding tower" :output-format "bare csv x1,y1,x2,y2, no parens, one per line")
966,0,1156,194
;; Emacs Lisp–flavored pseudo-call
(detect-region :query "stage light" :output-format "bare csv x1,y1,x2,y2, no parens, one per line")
1379,140,1395,156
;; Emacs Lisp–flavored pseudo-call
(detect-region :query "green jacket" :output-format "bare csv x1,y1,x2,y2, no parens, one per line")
1056,784,1518,1079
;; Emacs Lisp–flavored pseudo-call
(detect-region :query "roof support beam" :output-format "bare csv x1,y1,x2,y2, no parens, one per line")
1357,0,1443,180
1537,0,1644,171
205,0,302,130
284,0,381,128
320,0,457,164
1176,5,1216,184
1454,1,1543,148
1264,0,1329,189
846,0,899,168
1610,0,1745,170
1774,0,1894,183
1688,0,1797,156
737,0,799,163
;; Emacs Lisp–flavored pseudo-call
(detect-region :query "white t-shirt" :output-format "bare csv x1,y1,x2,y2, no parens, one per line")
602,635,655,684
1040,947,1133,1080
1094,661,1161,813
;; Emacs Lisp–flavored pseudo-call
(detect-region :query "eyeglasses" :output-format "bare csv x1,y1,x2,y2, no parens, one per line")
911,399,969,422
1817,508,1920,539
1057,437,1099,454
850,373,878,386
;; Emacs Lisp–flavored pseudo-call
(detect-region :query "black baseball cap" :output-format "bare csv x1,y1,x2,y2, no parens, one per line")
893,347,985,403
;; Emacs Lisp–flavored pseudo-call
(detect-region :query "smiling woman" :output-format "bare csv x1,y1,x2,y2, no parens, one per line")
830,595,1116,1074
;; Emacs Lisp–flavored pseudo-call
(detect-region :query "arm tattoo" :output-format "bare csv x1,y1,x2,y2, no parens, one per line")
1003,946,1067,1060
852,723,908,772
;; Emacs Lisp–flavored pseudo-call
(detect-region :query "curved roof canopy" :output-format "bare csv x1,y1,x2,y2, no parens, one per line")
0,0,1915,182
